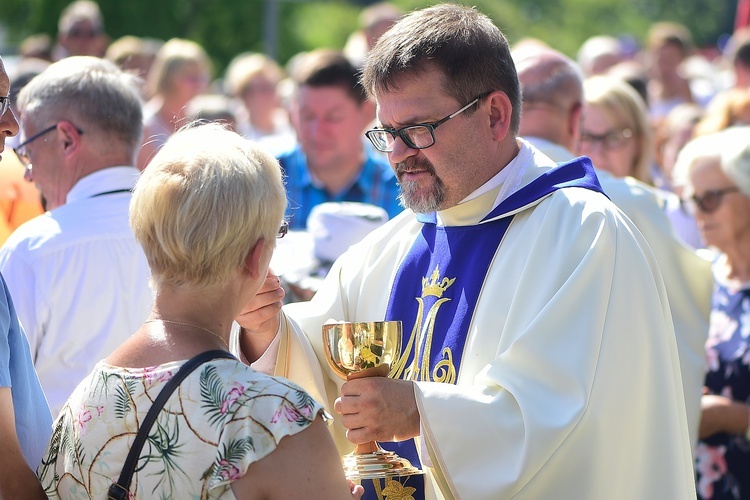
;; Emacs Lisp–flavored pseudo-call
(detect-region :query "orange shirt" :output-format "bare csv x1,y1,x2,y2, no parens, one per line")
0,151,43,245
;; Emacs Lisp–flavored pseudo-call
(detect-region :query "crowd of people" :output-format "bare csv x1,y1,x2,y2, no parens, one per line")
2,0,750,498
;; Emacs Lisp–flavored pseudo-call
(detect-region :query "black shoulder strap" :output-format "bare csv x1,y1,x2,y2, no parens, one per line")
108,350,237,500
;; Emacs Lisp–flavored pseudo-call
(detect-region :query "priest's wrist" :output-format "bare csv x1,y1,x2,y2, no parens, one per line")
745,404,750,442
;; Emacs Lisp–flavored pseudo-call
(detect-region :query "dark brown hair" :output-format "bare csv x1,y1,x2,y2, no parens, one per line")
361,4,521,133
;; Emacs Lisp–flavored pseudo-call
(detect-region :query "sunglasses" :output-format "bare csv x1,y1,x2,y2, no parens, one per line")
684,187,741,214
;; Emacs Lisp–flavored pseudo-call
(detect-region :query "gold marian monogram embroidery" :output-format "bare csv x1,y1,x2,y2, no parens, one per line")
372,478,417,500
390,265,457,383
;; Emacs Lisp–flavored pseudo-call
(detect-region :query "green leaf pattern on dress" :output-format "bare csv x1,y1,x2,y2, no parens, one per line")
37,358,324,499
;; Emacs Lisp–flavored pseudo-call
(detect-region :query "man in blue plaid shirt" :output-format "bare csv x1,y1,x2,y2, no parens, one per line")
279,49,403,230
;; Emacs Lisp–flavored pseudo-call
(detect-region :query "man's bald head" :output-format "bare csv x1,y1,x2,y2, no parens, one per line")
514,48,584,152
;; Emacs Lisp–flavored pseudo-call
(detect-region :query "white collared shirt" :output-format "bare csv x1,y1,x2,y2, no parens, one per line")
458,138,534,206
0,167,154,416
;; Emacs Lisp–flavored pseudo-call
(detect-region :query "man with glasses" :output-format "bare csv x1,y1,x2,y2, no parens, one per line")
236,5,695,499
515,46,713,456
279,49,402,229
0,56,152,417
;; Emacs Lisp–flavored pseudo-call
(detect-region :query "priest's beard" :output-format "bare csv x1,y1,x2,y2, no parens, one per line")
396,157,446,213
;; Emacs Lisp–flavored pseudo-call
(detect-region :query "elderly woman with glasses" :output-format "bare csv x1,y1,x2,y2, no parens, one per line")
673,126,750,499
36,122,361,499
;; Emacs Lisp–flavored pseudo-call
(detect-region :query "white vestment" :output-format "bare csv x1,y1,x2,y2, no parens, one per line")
525,136,713,451
242,142,696,499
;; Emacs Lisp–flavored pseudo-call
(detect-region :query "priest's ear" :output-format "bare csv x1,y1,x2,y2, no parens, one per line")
569,101,583,139
487,90,513,142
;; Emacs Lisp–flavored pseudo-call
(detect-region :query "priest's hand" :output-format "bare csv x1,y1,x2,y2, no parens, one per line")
236,271,284,363
334,376,420,444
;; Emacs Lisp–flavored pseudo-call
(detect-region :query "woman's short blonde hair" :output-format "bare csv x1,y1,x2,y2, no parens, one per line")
583,75,653,184
130,122,286,289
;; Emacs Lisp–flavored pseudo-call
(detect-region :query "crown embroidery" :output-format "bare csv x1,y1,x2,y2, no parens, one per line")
421,266,456,298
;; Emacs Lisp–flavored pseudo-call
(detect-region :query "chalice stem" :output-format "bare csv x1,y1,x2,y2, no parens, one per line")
356,441,381,454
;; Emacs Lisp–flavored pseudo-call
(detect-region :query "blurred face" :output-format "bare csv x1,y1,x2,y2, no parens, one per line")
652,43,683,80
170,61,209,104
577,104,640,178
241,75,279,118
294,85,371,174
660,121,695,180
119,54,153,82
19,120,66,205
0,59,20,160
60,20,106,57
684,157,750,250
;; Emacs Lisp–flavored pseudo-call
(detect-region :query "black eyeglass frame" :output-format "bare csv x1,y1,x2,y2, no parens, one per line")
277,220,289,239
0,95,9,119
686,186,741,214
13,122,84,167
365,93,488,153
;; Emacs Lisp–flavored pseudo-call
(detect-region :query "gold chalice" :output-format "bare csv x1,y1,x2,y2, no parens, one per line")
323,320,423,481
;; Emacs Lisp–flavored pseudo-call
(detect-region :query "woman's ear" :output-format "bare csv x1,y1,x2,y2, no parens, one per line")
243,238,268,280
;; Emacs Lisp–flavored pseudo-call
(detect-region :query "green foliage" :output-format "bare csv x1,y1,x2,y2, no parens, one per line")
283,1,360,58
0,0,738,75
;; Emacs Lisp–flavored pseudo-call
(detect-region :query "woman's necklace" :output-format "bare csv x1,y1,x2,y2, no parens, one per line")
145,318,229,351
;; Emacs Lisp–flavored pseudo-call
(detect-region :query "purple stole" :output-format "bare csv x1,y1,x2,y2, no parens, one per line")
362,157,603,499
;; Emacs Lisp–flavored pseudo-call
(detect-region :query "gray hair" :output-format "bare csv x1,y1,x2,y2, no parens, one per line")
672,126,750,195
17,56,143,153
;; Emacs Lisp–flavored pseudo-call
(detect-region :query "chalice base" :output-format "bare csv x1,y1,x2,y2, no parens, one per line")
342,442,424,480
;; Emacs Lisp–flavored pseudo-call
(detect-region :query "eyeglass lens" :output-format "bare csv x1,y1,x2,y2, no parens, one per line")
687,187,740,214
0,96,9,119
368,126,435,152
580,129,632,149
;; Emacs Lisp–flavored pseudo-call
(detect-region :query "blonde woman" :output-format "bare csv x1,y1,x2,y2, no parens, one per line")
577,75,654,184
136,38,211,170
37,123,362,499
224,52,292,144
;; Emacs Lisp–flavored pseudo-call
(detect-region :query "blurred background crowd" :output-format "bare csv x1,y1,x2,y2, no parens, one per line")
5,1,750,498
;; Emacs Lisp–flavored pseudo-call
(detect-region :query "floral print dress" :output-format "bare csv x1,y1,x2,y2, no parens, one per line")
696,279,750,499
37,357,324,499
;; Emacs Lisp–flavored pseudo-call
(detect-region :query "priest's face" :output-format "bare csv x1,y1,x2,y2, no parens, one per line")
373,67,491,213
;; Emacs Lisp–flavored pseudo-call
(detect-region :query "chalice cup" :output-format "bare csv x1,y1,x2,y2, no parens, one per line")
323,320,423,481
